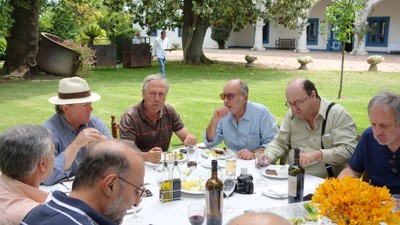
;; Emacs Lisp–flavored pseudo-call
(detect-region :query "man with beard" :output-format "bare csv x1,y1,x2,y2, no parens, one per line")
256,78,357,178
339,92,400,195
119,74,197,164
21,139,146,225
204,79,278,160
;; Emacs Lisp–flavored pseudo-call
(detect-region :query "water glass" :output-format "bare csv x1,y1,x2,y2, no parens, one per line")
187,146,198,168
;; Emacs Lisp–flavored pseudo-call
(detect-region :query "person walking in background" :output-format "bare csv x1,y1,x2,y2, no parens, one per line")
42,77,111,185
0,125,54,225
257,78,357,178
119,74,197,164
151,30,171,77
339,92,400,195
204,79,278,160
22,139,146,225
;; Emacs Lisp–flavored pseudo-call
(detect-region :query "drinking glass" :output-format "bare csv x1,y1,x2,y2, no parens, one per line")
128,204,142,223
223,174,236,213
187,146,198,168
188,204,205,225
254,153,268,184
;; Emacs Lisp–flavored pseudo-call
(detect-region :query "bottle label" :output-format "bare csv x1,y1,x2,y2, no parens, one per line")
288,175,297,196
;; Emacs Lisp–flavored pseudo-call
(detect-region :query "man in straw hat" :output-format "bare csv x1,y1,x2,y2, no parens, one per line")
42,77,111,185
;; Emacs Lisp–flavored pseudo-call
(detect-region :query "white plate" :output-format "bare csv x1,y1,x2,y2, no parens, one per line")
262,187,288,199
181,188,204,195
201,160,226,168
126,204,143,214
262,165,289,179
181,177,205,195
201,148,233,159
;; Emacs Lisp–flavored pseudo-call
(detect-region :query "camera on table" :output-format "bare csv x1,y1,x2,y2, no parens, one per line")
234,174,254,194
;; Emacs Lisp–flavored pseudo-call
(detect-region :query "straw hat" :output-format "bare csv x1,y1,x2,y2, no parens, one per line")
48,77,101,105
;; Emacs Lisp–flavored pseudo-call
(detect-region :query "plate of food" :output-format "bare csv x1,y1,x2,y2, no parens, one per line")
262,165,289,179
181,178,204,195
201,159,226,169
201,148,233,159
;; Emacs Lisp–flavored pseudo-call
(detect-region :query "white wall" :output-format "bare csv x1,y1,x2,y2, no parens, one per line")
308,0,330,50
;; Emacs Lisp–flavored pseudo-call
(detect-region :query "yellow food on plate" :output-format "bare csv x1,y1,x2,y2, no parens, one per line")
206,148,227,158
182,179,201,192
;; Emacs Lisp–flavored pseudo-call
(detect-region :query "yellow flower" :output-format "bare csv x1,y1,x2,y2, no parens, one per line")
312,177,400,225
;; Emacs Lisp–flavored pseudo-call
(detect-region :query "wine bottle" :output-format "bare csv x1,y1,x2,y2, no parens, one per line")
288,147,305,203
205,160,223,225
160,161,172,202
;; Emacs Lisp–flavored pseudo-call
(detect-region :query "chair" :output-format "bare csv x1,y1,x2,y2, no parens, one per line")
111,115,120,139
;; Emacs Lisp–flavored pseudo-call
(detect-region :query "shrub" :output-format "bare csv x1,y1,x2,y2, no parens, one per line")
211,26,232,49
62,40,96,75
0,37,6,60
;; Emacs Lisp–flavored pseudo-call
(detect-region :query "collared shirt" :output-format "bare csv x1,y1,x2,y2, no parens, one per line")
0,174,48,225
349,127,400,194
21,191,115,225
119,100,185,152
42,113,112,185
265,98,357,178
203,101,278,152
151,37,171,59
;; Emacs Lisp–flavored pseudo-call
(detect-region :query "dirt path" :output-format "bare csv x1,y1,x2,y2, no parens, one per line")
168,48,400,72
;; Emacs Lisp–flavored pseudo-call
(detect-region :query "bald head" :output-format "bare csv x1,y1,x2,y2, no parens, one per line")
225,79,249,95
227,212,291,225
72,139,144,190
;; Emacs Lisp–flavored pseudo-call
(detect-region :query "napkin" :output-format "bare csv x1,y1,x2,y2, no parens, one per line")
263,185,288,197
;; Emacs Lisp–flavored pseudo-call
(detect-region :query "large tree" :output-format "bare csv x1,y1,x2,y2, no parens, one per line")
1,0,39,78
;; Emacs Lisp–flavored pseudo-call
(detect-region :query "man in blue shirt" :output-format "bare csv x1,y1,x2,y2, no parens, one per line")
22,139,146,225
42,77,111,185
204,79,278,160
339,92,400,195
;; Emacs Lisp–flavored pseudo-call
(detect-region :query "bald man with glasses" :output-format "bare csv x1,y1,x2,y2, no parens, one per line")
257,78,357,178
22,139,146,225
204,79,278,160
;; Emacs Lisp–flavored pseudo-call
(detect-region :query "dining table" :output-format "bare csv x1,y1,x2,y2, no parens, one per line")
40,148,325,225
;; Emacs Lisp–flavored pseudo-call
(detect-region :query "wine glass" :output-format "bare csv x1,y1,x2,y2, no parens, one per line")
223,174,236,213
128,204,142,223
188,204,205,225
254,153,268,184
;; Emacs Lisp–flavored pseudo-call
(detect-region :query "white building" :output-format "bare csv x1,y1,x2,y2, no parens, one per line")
137,0,400,54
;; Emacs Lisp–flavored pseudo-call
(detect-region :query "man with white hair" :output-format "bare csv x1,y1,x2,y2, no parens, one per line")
42,77,111,185
0,125,54,225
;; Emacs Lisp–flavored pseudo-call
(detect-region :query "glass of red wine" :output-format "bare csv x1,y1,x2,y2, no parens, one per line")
188,204,205,225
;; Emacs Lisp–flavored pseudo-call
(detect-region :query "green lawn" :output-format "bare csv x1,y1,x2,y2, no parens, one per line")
1,60,399,146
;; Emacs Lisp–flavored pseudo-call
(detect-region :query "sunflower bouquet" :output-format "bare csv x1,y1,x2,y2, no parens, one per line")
312,176,400,225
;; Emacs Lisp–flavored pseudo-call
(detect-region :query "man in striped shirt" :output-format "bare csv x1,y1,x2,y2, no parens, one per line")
22,139,145,225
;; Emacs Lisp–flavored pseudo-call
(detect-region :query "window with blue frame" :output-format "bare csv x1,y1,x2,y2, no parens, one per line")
178,28,182,37
307,18,319,45
262,22,269,44
148,26,158,36
366,17,390,47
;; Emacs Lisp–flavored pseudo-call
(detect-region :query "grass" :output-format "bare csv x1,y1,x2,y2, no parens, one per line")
1,60,399,146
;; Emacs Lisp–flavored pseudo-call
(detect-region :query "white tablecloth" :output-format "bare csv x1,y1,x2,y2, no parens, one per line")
40,153,325,225
121,155,324,225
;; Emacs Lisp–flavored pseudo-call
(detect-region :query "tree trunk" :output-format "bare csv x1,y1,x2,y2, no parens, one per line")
181,0,213,65
338,44,345,99
1,0,39,79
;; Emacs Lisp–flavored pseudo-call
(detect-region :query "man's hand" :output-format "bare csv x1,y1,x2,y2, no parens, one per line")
212,106,229,121
299,150,323,167
74,128,106,149
145,147,162,164
183,134,197,147
237,149,255,160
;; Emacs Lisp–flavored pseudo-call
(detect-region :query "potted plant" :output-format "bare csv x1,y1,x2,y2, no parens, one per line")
297,56,313,70
367,55,385,71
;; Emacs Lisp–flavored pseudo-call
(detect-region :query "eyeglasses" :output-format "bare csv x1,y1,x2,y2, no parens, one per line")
118,176,150,198
389,154,399,175
219,93,240,100
285,94,310,108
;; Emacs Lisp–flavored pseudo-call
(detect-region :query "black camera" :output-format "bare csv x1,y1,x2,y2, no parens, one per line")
234,174,254,194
